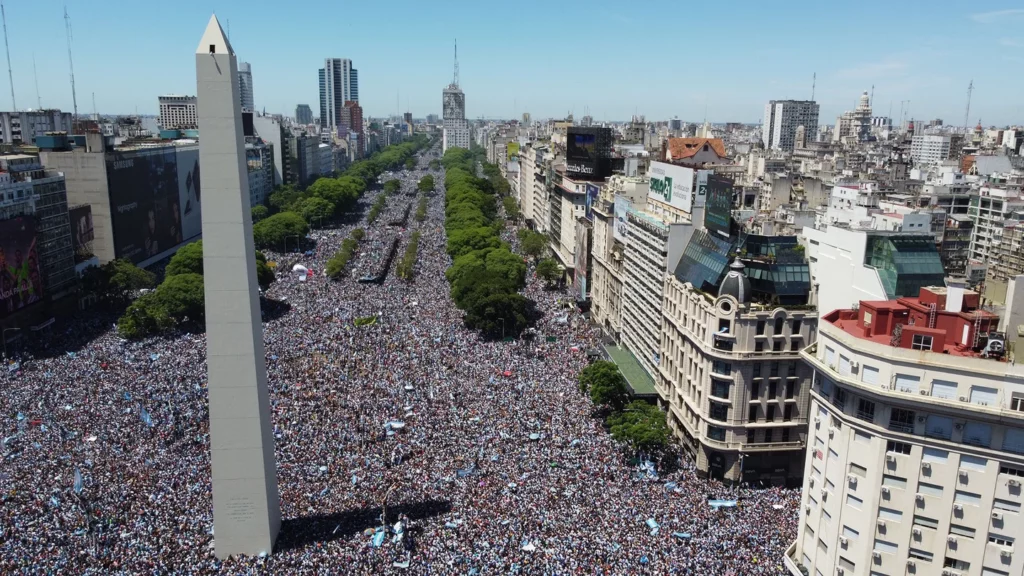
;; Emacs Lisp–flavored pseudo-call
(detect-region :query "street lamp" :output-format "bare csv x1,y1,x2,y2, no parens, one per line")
2,327,21,359
500,318,505,340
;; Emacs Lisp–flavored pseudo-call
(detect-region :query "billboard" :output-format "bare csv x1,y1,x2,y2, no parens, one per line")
175,147,203,241
506,142,520,160
70,205,94,257
613,195,630,243
695,169,713,208
0,217,43,317
107,147,184,264
574,221,590,299
568,132,597,161
648,161,695,213
704,175,734,239
585,184,599,220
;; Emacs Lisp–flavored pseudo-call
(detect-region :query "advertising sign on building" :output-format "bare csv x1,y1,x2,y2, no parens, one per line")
0,217,43,317
574,221,590,300
69,205,94,257
106,147,184,264
175,147,202,241
613,195,630,243
585,184,599,220
566,127,612,182
648,161,695,213
703,175,734,239
695,169,713,208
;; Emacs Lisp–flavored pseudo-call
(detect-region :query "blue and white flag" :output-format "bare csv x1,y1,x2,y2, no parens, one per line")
140,406,154,427
73,468,83,494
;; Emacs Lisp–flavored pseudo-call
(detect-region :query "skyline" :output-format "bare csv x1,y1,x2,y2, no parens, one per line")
6,0,1024,125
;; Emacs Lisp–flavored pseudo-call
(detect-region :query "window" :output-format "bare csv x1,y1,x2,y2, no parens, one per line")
787,363,797,377
962,422,992,447
709,403,729,422
861,365,879,385
712,360,731,375
949,524,976,538
756,320,765,335
889,408,915,433
718,319,731,334
894,374,920,394
911,334,933,350
748,405,758,422
983,568,1010,576
711,380,730,399
766,404,776,421
751,381,760,397
878,507,903,521
768,381,777,398
918,482,943,497
970,386,998,406
785,381,795,399
908,548,934,562
954,490,982,506
993,499,1021,513
913,515,939,529
874,538,898,555
792,318,802,333
832,387,846,410
925,415,953,440
842,525,860,539
988,534,1014,546
764,429,773,443
825,346,835,365
854,430,871,443
959,455,987,471
856,398,875,422
770,363,780,377
782,428,791,442
922,447,948,463
838,557,855,572
838,355,851,375
849,463,867,477
882,475,907,490
774,316,784,334
1000,465,1024,477
943,558,970,570
784,405,794,422
886,440,912,455
755,341,763,352
790,341,800,351
707,426,726,441
1011,394,1024,412
931,379,958,399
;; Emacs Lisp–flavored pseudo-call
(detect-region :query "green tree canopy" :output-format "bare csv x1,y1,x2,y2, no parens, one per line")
520,230,548,261
252,211,309,250
462,291,530,338
535,258,561,286
447,226,502,258
165,240,204,277
578,360,629,411
251,205,269,222
268,185,305,213
82,258,156,303
384,179,402,194
607,401,671,455
503,196,521,220
298,196,335,225
404,157,416,171
155,273,205,324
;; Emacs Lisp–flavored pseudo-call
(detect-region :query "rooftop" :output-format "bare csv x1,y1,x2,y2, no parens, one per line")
667,137,726,160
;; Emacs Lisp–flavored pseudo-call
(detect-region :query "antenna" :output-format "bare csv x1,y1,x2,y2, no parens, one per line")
32,53,41,108
811,72,816,101
92,92,96,118
1,1,15,111
870,85,874,106
452,39,459,87
226,19,230,40
64,6,79,127
964,80,973,131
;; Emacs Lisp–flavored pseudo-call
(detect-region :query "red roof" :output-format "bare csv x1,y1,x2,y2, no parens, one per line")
667,138,726,160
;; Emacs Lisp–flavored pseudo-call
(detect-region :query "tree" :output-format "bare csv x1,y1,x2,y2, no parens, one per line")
298,196,335,225
155,273,205,325
404,158,416,171
607,401,671,456
535,258,561,287
83,258,156,303
251,205,269,222
268,185,305,213
166,240,204,277
447,226,501,258
520,231,547,261
462,291,530,338
484,248,527,291
503,196,521,221
445,207,490,231
252,211,308,250
578,361,629,411
255,251,275,290
351,227,366,242
428,159,440,171
417,174,435,192
117,292,172,339
326,237,359,280
384,179,402,195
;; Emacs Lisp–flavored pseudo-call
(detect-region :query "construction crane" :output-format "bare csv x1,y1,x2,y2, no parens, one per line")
964,80,973,131
64,6,79,126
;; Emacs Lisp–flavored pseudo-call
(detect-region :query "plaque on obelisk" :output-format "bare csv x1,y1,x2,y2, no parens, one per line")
195,14,280,558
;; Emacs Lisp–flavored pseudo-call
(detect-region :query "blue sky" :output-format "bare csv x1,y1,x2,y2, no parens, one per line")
8,0,1024,125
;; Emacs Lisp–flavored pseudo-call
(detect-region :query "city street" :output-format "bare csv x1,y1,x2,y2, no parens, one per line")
0,149,798,574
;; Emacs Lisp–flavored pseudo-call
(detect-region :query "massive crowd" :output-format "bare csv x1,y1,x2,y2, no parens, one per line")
0,150,799,575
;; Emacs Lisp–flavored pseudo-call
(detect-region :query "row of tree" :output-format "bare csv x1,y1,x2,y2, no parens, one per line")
578,360,671,458
116,240,276,339
252,135,429,250
441,148,530,338
395,231,420,281
325,228,365,280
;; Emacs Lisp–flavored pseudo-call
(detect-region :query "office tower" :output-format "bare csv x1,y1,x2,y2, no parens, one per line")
789,282,1021,576
158,95,198,129
238,62,254,112
0,110,74,145
295,104,313,125
442,42,470,152
762,100,819,152
318,58,358,140
195,14,280,558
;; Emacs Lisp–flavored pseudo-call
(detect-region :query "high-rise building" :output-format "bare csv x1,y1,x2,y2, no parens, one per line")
319,58,358,141
910,134,952,165
0,110,74,145
295,104,313,125
762,100,819,152
238,62,254,112
442,42,470,152
788,283,1020,576
340,101,364,159
158,95,198,130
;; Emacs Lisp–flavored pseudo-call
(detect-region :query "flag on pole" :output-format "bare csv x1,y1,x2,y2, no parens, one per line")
73,468,83,494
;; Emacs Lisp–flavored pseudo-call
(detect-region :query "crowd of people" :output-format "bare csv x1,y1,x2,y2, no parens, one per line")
0,149,799,574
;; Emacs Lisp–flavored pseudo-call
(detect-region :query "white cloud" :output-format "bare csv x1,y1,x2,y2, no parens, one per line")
970,9,1024,24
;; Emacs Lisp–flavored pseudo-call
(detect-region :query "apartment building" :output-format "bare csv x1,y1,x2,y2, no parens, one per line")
969,184,1024,263
158,95,198,130
590,200,624,339
787,283,1024,576
661,232,816,483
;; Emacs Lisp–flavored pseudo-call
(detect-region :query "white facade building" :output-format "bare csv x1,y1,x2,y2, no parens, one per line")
319,58,358,141
911,135,952,165
787,285,1024,576
0,110,74,145
158,95,198,129
763,100,820,152
442,82,469,152
238,62,254,112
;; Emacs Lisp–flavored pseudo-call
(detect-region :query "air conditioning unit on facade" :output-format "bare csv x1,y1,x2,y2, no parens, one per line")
947,535,957,545
872,550,881,560
1008,479,1020,487
1001,549,1012,559
912,527,922,537
886,454,896,463
907,559,915,568
953,504,963,513
881,486,891,496
839,536,848,546
992,511,1003,521
829,427,836,438
921,462,931,471
848,474,858,485
877,519,886,529
915,493,925,503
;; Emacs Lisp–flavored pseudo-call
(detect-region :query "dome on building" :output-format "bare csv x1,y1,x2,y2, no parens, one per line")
719,259,751,304
858,91,870,108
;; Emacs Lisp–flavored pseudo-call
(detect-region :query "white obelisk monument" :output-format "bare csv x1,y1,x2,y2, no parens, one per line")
196,15,280,558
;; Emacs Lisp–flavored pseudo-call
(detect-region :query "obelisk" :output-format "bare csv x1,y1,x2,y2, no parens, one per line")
195,15,280,558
